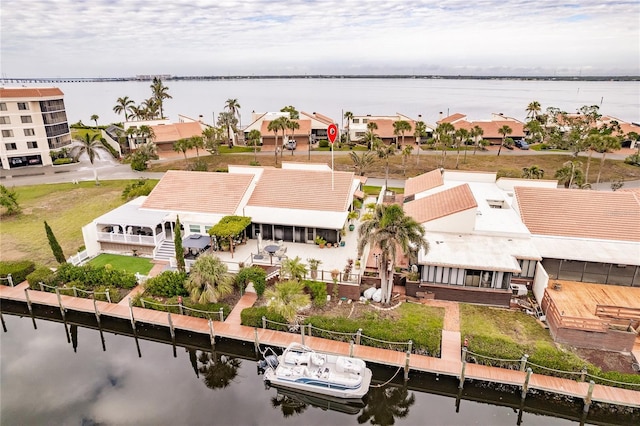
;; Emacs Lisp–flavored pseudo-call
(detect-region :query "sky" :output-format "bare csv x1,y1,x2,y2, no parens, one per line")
1,0,639,78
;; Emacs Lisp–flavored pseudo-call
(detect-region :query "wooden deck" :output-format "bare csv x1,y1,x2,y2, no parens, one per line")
1,282,639,409
545,280,640,319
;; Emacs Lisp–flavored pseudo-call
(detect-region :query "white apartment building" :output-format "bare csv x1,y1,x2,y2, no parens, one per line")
0,87,72,170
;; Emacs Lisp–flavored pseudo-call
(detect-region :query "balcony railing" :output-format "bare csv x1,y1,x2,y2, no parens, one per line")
97,231,163,246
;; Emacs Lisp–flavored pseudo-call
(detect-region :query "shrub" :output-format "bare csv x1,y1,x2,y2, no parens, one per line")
240,306,287,329
93,285,122,303
27,267,55,289
236,266,266,296
53,263,137,290
144,271,188,297
53,158,74,165
624,153,640,167
304,280,327,307
188,159,208,171
318,140,329,148
0,260,36,286
122,178,156,200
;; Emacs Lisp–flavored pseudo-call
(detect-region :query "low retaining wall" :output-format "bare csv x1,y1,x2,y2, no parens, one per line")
408,283,511,306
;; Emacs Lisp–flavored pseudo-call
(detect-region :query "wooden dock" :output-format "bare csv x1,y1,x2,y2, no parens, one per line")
1,282,638,411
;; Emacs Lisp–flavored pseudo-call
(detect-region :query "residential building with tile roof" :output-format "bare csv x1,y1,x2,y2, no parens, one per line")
346,113,435,146
81,163,361,260
0,87,71,170
437,113,525,144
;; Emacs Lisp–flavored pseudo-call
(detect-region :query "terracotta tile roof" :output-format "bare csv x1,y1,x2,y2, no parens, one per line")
460,120,525,139
438,113,466,124
514,187,640,242
301,111,334,125
141,170,253,215
0,87,64,98
260,119,312,136
370,118,415,139
404,169,444,197
247,168,354,212
150,122,203,143
403,184,477,224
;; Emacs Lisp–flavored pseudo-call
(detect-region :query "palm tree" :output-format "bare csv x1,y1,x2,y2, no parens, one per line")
524,120,544,144
203,126,224,155
113,96,135,121
150,77,172,119
366,121,379,150
267,117,287,164
173,138,193,162
280,105,299,119
435,122,454,167
363,130,381,151
287,119,300,156
264,280,311,324
190,135,204,158
344,111,353,145
392,120,412,150
357,204,429,304
555,160,584,188
401,144,413,176
130,142,158,171
280,256,308,281
526,101,541,121
247,129,262,163
413,121,428,165
217,111,238,148
350,150,375,176
522,165,545,179
376,141,396,189
497,125,512,156
454,128,469,169
595,135,622,184
185,254,234,304
470,125,484,155
137,125,156,145
91,114,99,130
224,98,241,128
71,133,111,184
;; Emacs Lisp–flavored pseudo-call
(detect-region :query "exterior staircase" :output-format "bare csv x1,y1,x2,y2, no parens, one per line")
154,239,175,261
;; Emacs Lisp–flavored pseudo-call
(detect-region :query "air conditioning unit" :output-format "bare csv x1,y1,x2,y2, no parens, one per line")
510,284,528,297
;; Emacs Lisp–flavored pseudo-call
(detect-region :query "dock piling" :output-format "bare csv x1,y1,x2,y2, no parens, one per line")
254,328,260,356
404,350,411,381
93,298,101,327
522,367,532,400
128,298,136,332
356,328,362,345
459,359,467,389
300,324,305,345
24,288,33,315
168,312,175,340
520,354,529,372
583,381,595,414
55,288,66,321
208,319,216,350
219,308,224,322
349,340,354,357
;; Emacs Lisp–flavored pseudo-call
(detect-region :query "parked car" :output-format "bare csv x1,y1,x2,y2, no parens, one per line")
515,140,530,150
285,140,297,150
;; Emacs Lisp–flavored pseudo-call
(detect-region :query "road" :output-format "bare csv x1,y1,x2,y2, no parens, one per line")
1,147,638,191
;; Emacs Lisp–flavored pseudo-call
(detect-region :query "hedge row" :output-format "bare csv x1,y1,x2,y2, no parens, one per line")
0,261,36,286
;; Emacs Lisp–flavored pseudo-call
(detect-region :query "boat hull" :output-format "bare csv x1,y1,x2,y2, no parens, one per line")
264,366,372,400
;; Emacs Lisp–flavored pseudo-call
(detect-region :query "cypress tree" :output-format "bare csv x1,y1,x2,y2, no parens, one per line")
174,216,185,273
44,221,66,264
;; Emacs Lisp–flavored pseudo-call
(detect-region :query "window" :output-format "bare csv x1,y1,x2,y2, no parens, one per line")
204,226,212,233
0,116,9,124
352,118,359,124
2,129,14,137
5,143,17,150
189,225,201,233
27,141,38,149
24,128,35,136
0,103,7,111
21,116,33,123
17,102,29,110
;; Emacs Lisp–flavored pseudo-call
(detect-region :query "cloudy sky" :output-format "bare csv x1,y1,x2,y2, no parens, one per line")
1,0,638,77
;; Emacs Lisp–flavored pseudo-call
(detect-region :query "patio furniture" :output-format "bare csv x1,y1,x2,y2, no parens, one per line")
264,244,280,265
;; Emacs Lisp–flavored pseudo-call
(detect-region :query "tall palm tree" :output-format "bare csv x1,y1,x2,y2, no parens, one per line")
595,135,622,184
280,256,308,281
555,160,584,188
526,101,541,121
357,204,429,304
287,119,300,156
203,126,224,155
392,120,412,150
401,144,413,176
376,141,396,189
185,254,234,304
267,117,287,165
264,280,311,324
113,96,135,121
71,133,111,184
497,125,513,156
454,128,469,169
224,98,241,128
413,121,428,165
190,135,204,158
344,111,353,145
435,122,454,167
524,120,543,144
583,133,601,184
150,77,172,119
173,138,193,162
141,98,160,119
90,114,99,130
470,125,484,155
350,150,375,176
217,111,238,148
522,165,545,179
247,129,262,163
366,122,379,150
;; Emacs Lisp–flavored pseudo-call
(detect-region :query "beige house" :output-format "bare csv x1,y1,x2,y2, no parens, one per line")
242,111,336,150
347,113,435,146
437,113,525,144
0,87,71,170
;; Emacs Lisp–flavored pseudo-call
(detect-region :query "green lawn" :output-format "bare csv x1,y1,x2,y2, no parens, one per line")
89,253,154,275
1,180,138,267
362,185,405,195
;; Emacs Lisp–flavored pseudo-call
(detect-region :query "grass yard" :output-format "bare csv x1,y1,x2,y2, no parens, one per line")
89,253,154,275
0,180,135,267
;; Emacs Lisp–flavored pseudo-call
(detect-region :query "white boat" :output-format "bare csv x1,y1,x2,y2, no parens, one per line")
260,343,372,400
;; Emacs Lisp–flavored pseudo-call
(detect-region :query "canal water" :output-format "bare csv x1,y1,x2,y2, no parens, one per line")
0,312,634,425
